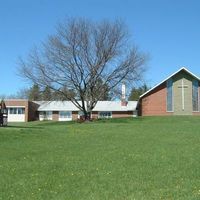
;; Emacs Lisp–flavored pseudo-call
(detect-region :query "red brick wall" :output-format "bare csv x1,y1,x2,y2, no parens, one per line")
192,112,200,115
72,111,78,120
112,111,133,118
72,111,133,120
52,111,59,121
139,83,173,116
92,111,98,119
92,111,133,119
28,101,40,121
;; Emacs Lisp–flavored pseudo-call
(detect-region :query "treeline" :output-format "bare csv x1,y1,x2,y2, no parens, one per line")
0,83,149,101
9,85,73,101
1,84,111,101
128,84,149,101
26,85,60,101
0,85,62,101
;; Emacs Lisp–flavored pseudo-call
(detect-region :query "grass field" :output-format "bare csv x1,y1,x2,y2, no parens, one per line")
0,117,200,200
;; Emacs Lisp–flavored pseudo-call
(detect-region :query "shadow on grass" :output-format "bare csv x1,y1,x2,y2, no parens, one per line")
5,117,145,129
36,121,76,127
5,125,44,129
94,117,144,123
36,118,145,126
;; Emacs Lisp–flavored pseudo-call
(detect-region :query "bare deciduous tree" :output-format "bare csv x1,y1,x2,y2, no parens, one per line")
19,18,147,120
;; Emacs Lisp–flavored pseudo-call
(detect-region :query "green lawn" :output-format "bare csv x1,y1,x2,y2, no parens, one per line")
0,117,200,200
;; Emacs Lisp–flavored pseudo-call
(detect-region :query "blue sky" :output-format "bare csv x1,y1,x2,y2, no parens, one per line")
0,0,200,95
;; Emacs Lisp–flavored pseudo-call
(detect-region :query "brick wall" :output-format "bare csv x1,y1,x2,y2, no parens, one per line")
92,111,98,119
28,101,40,121
139,83,173,116
72,111,133,120
52,111,59,121
112,111,133,118
72,111,78,120
91,111,133,119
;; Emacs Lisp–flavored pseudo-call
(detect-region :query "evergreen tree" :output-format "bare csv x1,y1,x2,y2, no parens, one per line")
128,84,149,101
42,86,52,100
50,88,75,101
28,84,41,100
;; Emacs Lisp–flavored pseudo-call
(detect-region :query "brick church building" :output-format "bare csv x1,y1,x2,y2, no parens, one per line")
4,67,200,122
138,67,200,116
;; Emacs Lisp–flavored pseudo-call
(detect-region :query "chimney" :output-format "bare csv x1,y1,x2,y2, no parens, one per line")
121,83,127,106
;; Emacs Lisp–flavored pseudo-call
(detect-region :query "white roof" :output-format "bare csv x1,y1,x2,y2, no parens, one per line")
94,101,137,111
140,67,200,99
37,101,137,112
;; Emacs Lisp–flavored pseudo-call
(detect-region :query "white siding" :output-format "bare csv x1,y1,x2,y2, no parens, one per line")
7,107,26,122
8,114,25,122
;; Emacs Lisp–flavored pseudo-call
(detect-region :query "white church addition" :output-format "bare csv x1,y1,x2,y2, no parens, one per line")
178,79,188,111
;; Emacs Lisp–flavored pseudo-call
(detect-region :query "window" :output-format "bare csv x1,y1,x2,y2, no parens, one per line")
9,108,17,114
59,111,72,118
166,78,173,111
133,110,138,117
78,111,84,119
45,111,52,119
192,79,199,111
98,111,112,118
39,111,52,120
9,107,25,114
18,108,25,114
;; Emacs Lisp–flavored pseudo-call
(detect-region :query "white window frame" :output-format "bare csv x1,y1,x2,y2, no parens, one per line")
59,111,72,121
8,107,25,115
39,111,52,121
78,111,92,119
98,111,112,119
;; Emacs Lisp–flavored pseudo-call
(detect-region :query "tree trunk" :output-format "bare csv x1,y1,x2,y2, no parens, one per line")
83,111,91,121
